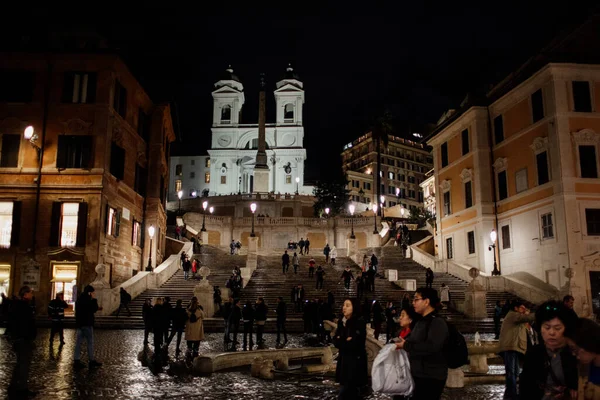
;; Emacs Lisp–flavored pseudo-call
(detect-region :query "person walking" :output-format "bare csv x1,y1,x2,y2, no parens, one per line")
370,253,378,273
497,300,535,400
162,297,173,343
425,268,434,289
298,238,305,255
439,283,450,309
282,250,290,274
395,288,448,400
152,297,167,352
361,254,368,272
222,297,233,345
142,299,153,345
182,256,191,280
292,252,300,274
48,292,68,345
308,258,316,277
296,284,305,312
385,301,397,343
304,238,310,254
315,265,325,290
334,298,367,399
242,301,255,351
185,297,205,357
323,243,331,264
166,299,188,355
341,266,354,291
276,296,288,346
365,266,376,293
493,300,503,340
255,297,268,346
330,246,338,266
74,285,103,369
355,272,365,299
116,287,132,317
8,286,37,398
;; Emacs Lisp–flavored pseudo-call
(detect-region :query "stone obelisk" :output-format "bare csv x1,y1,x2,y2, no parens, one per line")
253,73,270,193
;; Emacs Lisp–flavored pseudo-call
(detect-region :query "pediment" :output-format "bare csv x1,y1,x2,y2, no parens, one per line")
212,85,242,95
274,83,303,93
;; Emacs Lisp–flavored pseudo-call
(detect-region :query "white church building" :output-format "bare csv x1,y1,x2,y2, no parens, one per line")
207,66,310,196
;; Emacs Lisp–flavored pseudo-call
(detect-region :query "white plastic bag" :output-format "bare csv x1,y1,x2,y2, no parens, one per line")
371,344,414,396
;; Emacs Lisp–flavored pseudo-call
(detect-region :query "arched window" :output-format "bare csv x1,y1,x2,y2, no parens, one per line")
221,105,231,123
284,104,294,121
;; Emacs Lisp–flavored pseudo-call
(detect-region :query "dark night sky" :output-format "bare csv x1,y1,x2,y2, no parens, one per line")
3,3,599,180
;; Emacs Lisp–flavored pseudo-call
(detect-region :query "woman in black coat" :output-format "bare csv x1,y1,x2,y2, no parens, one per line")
334,297,367,400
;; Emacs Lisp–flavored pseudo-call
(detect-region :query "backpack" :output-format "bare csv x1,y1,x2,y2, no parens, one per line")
427,315,469,369
189,311,198,323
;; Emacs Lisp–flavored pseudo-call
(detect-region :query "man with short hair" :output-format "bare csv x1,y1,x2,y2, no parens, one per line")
8,286,37,398
74,285,103,369
563,294,578,319
48,292,68,345
396,287,448,400
282,250,290,274
304,238,310,254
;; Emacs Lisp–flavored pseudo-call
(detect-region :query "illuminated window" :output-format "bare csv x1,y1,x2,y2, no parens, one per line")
105,206,120,238
175,180,182,192
51,263,78,306
205,158,210,168
61,203,79,247
132,220,142,247
286,175,292,184
205,173,210,183
0,202,13,249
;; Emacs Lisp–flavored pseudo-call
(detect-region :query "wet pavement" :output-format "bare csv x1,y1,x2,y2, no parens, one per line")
0,328,504,399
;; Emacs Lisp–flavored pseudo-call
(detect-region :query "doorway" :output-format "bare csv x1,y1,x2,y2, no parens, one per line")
50,262,78,315
0,264,10,302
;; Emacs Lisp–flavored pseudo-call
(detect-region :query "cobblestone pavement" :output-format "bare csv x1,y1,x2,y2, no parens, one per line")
0,329,504,399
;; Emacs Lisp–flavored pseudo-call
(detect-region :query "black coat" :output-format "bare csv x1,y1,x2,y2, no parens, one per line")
276,301,287,322
142,303,153,328
519,344,578,399
171,306,188,330
255,302,268,321
75,293,99,328
9,299,37,340
334,316,368,387
242,304,255,322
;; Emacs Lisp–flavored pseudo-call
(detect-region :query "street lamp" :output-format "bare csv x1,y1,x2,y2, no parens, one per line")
191,190,197,198
146,224,155,271
24,125,41,161
400,207,405,230
325,207,330,218
372,204,378,234
489,229,501,276
349,204,356,239
201,201,208,232
295,177,300,195
380,195,385,219
209,206,214,214
177,190,183,214
396,187,400,205
250,203,257,237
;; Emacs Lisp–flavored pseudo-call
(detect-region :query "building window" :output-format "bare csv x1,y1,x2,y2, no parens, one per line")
204,173,210,183
284,104,294,120
446,237,453,259
137,108,150,142
286,175,292,184
190,171,195,179
56,135,92,169
461,129,469,156
541,213,554,239
221,105,231,123
109,142,125,180
498,170,508,200
205,158,211,168
221,176,226,184
501,225,511,249
441,142,448,167
515,168,528,193
175,164,183,176
579,145,598,178
113,80,127,118
0,134,20,168
134,164,147,196
494,115,504,144
191,159,195,166
465,181,473,208
573,81,592,112
50,264,77,306
0,202,17,249
106,205,120,238
408,189,416,198
531,89,544,123
467,231,475,254
408,176,415,184
363,182,371,190
132,220,142,247
443,191,451,216
0,70,34,102
586,209,600,236
175,180,182,192
535,151,549,185
388,172,394,180
61,203,80,247
418,192,423,202
62,72,97,104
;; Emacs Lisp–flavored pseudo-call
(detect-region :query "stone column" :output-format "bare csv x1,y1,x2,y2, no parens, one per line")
346,238,358,258
464,268,487,319
194,266,215,317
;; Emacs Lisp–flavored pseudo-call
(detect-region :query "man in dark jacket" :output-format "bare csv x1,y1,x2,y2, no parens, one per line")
8,286,37,398
315,265,325,290
282,250,290,273
396,287,448,400
385,301,397,343
227,299,242,351
355,272,365,299
304,238,310,254
296,284,305,312
298,238,305,255
365,266,376,293
116,287,132,317
242,301,255,351
425,268,434,289
276,296,288,345
182,257,192,280
254,297,268,345
48,292,68,345
341,266,354,290
167,299,188,354
74,285,103,369
370,253,378,273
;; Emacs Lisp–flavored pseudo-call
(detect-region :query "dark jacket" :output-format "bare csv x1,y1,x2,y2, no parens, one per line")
334,316,368,387
152,304,170,332
182,260,191,272
119,289,132,305
403,312,449,381
242,304,255,323
282,253,290,265
9,299,37,340
75,293,99,328
372,302,384,324
255,302,268,321
276,301,287,322
296,287,305,301
171,306,188,330
48,298,68,320
228,305,242,327
519,344,578,399
142,303,153,328
222,301,232,321
341,270,354,281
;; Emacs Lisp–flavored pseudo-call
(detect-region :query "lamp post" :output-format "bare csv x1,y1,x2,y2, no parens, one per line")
191,190,197,198
380,195,385,219
372,204,378,234
24,126,43,258
177,190,183,214
295,177,300,195
209,206,214,215
147,225,155,271
489,229,501,276
250,203,257,237
325,207,330,218
201,201,208,232
349,204,356,239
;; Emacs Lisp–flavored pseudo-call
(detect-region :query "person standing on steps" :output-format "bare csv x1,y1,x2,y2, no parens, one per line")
323,243,331,264
282,250,290,274
315,265,325,290
439,284,450,309
308,258,316,277
74,285,103,369
355,272,365,299
298,238,305,255
341,266,354,291
222,296,233,345
48,291,68,345
292,252,300,274
425,268,434,289
361,254,368,272
116,287,132,317
162,297,173,343
167,299,188,355
305,237,310,254
276,296,288,346
365,265,376,293
494,300,503,340
182,256,191,281
255,297,268,346
230,239,236,255
370,253,378,274
241,301,255,351
296,284,305,312
330,246,338,266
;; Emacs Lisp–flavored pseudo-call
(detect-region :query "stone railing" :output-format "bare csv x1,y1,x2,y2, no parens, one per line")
93,241,193,316
340,217,373,226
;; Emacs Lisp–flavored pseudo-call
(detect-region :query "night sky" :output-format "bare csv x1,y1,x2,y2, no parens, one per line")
3,3,598,181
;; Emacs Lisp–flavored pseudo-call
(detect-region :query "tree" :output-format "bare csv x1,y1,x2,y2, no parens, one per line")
370,111,393,216
312,177,350,217
407,207,434,228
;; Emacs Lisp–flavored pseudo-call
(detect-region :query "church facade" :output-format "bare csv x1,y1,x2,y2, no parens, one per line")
207,66,309,196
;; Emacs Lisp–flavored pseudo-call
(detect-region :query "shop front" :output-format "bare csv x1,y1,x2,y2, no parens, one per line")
50,262,79,314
